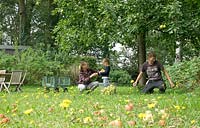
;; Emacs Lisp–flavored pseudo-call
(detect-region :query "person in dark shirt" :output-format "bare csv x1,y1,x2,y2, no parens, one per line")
133,52,175,93
98,58,110,86
98,58,110,77
78,62,99,92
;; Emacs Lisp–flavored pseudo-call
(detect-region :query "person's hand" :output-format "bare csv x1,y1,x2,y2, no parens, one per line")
170,82,175,88
133,82,137,87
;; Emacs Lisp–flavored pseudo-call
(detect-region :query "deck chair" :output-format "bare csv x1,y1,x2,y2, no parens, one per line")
0,70,10,93
5,70,26,92
42,76,57,88
42,76,59,92
58,77,70,92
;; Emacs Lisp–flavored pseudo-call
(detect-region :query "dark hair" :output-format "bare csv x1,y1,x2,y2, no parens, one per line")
103,58,110,65
147,51,156,59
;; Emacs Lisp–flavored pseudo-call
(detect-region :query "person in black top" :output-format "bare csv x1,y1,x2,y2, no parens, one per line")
133,52,175,93
98,58,110,86
98,58,110,77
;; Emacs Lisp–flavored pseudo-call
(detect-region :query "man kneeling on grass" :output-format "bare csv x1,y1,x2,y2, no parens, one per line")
133,51,175,93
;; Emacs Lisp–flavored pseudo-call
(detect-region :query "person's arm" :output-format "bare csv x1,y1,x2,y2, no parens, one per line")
99,66,110,76
87,69,98,78
90,73,98,78
133,72,143,86
163,68,175,88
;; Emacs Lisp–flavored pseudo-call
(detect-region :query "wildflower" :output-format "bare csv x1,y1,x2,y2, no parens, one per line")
125,99,131,103
191,120,196,124
29,120,35,124
138,113,146,119
83,117,93,124
59,99,71,109
24,109,33,115
148,103,156,109
174,105,181,110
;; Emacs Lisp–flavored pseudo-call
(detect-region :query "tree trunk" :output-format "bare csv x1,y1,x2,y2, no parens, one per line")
18,0,34,46
137,32,146,86
18,0,26,45
25,0,34,45
45,0,59,48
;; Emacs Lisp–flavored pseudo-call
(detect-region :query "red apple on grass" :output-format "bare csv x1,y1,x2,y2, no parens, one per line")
127,120,136,126
109,120,123,127
125,103,134,111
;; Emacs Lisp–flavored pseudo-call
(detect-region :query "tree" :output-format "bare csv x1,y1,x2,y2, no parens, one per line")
18,0,35,45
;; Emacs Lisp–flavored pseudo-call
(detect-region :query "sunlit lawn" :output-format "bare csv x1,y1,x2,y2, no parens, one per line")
0,85,199,128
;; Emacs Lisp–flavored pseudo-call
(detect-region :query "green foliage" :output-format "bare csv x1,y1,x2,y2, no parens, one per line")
109,69,131,85
0,52,16,71
16,48,62,84
0,49,63,84
166,57,200,89
0,48,97,85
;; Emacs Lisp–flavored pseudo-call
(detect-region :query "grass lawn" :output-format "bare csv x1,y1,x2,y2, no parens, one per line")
0,85,199,128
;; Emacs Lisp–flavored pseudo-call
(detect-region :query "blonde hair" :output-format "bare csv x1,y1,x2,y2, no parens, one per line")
102,58,110,65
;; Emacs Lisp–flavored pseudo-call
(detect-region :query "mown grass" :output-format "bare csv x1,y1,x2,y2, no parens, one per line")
0,85,199,128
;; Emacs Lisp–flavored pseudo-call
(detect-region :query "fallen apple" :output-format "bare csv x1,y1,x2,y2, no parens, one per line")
127,120,136,126
0,114,5,118
109,120,122,127
125,103,134,111
159,119,166,127
0,117,10,124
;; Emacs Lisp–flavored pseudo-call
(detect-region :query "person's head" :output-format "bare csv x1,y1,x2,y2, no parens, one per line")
102,58,110,66
147,52,156,65
80,62,89,72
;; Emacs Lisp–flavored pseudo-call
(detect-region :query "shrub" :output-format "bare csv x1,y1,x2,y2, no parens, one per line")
109,69,131,85
16,48,63,84
0,52,16,71
0,49,63,85
0,48,96,85
165,57,200,89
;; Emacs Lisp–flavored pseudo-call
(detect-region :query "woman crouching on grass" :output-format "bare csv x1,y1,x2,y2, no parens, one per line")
133,51,175,93
77,61,99,93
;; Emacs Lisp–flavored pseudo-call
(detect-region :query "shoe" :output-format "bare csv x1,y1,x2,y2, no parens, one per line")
63,88,68,92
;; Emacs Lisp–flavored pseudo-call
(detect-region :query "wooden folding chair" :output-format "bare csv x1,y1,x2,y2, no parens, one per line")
5,70,26,92
0,70,10,93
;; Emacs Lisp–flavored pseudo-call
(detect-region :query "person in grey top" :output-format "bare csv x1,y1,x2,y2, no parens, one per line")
133,52,175,93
